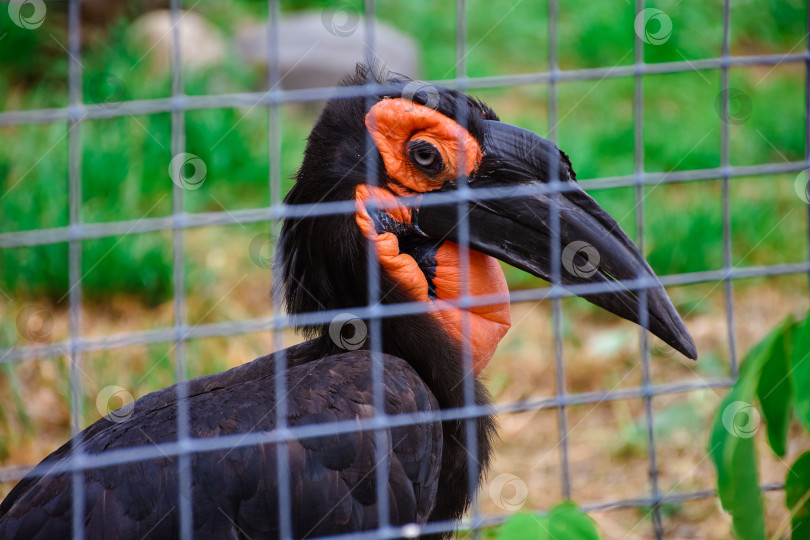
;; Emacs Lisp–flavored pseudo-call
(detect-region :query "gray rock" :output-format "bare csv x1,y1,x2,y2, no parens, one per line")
236,11,420,89
128,10,226,72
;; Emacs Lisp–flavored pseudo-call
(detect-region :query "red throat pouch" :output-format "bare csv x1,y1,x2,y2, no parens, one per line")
355,185,511,374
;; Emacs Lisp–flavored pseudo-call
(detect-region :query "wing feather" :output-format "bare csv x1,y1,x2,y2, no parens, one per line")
0,346,441,540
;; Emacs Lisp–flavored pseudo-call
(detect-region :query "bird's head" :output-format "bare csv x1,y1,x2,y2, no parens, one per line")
278,65,696,374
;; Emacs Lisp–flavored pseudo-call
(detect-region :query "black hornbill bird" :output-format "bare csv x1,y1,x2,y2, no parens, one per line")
0,65,697,539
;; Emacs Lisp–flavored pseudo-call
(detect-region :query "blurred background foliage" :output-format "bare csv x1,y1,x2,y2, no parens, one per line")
0,0,806,304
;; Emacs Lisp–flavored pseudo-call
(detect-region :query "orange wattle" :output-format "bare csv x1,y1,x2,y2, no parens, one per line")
355,185,511,374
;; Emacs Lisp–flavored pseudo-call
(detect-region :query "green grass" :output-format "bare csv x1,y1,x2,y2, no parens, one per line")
0,0,806,303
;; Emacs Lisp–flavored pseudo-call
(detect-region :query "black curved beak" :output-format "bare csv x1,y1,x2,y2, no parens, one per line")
415,120,697,360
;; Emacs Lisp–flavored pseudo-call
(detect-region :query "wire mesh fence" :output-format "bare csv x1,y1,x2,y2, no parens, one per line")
0,0,808,539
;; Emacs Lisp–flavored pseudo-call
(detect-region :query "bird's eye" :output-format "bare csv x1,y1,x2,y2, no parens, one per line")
413,149,435,167
407,139,444,176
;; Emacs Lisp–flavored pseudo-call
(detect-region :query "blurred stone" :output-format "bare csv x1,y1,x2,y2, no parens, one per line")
236,11,419,89
128,10,226,72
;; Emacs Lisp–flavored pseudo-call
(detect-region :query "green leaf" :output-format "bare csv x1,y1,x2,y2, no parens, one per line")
791,315,810,433
710,317,795,540
497,504,600,540
786,451,810,540
756,321,795,457
547,502,600,540
710,389,766,540
498,513,548,540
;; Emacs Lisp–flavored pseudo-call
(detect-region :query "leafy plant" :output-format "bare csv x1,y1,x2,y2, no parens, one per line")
496,503,601,540
460,502,601,539
710,310,810,539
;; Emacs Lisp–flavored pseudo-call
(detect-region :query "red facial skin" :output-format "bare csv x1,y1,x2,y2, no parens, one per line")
356,99,511,374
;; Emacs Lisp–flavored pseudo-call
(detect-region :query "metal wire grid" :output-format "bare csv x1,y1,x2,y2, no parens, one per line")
0,0,807,538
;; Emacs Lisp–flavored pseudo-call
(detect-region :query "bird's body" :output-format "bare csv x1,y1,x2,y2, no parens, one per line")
1,339,481,538
0,65,696,539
